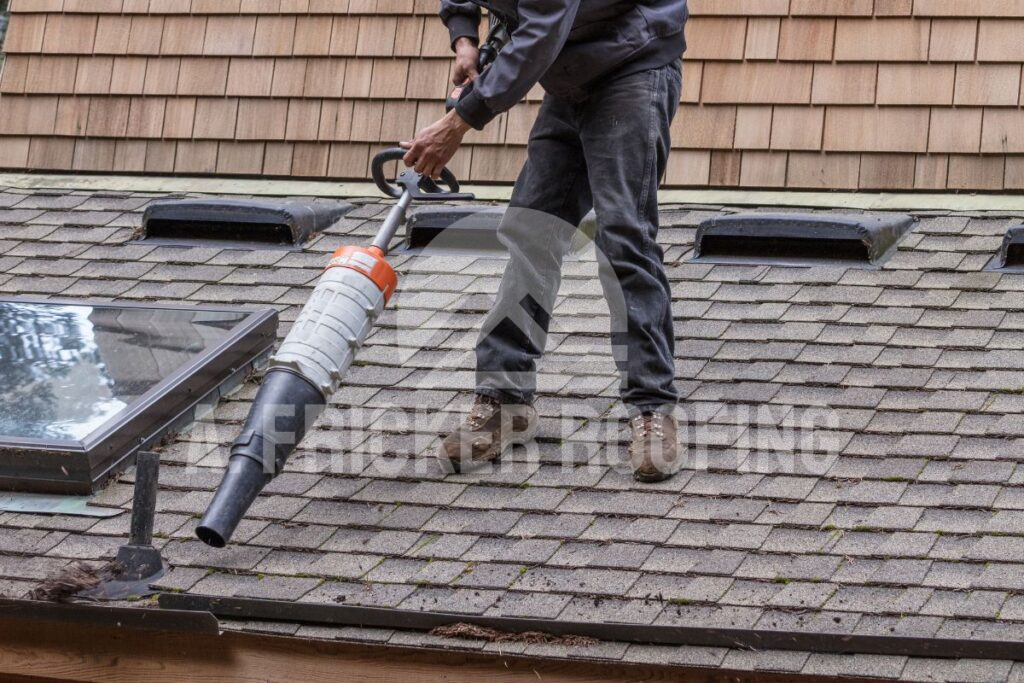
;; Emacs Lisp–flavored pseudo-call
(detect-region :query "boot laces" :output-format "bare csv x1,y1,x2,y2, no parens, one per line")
632,413,664,439
468,396,499,429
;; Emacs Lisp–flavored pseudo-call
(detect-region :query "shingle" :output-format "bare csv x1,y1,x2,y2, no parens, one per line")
462,537,561,564
420,508,522,535
161,539,270,571
825,586,933,614
557,490,676,516
235,574,321,601
319,528,420,555
292,500,395,527
511,566,639,596
359,558,427,584
487,590,573,618
723,649,809,673
808,479,908,504
668,495,768,522
901,484,999,509
405,533,479,560
655,602,763,629
248,523,335,550
0,529,67,555
548,542,655,569
558,596,663,624
757,502,835,527
916,509,993,534
253,550,372,580
351,480,465,506
921,590,1007,619
802,653,907,679
510,513,595,540
928,536,983,562
943,659,1014,683
149,566,208,593
300,580,415,608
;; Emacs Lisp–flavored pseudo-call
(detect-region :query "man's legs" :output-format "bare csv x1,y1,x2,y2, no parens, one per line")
475,94,593,405
577,61,683,481
578,60,682,414
443,63,683,478
440,94,592,471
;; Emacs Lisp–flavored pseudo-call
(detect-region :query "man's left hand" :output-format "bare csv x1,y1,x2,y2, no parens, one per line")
401,110,473,179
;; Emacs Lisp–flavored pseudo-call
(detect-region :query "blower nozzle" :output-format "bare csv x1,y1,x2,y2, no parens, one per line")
196,369,325,548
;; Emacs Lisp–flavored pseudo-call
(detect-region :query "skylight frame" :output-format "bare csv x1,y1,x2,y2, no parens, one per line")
0,297,277,494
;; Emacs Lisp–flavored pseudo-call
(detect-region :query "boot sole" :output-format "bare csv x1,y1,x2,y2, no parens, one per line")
632,468,676,483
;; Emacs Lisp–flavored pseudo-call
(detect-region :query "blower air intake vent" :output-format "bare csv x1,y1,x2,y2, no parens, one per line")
693,213,915,267
141,199,353,249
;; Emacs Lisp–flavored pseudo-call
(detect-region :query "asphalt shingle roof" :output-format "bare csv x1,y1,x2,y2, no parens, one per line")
1,187,1024,681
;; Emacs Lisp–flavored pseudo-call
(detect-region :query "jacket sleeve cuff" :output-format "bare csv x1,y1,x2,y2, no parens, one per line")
446,15,480,49
455,87,497,130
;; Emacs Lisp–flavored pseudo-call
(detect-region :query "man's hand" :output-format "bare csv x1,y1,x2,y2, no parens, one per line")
401,109,473,179
453,36,480,85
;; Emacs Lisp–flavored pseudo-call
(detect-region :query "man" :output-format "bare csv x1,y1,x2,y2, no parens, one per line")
401,0,688,482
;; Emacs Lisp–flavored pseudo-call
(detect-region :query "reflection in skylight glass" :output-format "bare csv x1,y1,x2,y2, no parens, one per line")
0,302,248,442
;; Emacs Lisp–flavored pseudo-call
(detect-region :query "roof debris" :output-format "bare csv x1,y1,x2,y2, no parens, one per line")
430,621,596,646
26,561,122,603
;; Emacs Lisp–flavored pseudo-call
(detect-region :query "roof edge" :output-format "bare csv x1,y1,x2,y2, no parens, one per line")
3,173,1024,211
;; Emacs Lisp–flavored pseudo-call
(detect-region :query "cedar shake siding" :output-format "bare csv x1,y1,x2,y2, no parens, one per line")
0,0,1022,191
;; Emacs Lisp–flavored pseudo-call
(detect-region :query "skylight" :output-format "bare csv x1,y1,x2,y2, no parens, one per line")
0,298,276,494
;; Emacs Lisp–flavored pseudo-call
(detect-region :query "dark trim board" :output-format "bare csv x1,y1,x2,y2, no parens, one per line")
161,592,1024,662
0,598,218,633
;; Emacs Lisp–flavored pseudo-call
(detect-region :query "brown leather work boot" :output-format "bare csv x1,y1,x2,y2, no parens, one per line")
439,394,539,473
629,412,680,483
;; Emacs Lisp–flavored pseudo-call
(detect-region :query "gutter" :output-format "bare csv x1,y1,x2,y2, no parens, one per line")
160,592,1024,661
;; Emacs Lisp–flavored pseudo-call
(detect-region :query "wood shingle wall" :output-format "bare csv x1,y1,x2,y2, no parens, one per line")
0,0,1022,191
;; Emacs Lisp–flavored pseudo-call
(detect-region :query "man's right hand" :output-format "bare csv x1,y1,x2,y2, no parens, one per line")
453,36,480,85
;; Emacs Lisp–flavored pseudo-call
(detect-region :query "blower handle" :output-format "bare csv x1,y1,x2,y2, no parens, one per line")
371,147,474,202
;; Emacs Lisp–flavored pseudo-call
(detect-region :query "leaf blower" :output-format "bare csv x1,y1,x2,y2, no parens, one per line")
196,149,473,548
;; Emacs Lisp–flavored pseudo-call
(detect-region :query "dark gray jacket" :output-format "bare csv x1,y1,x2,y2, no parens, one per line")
440,0,688,129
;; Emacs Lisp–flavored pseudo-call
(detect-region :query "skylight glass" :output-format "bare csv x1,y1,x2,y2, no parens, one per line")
0,299,276,494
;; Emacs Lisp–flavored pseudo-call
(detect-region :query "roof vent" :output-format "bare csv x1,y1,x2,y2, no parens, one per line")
140,199,353,249
406,206,505,251
693,213,915,267
990,225,1024,271
405,206,596,255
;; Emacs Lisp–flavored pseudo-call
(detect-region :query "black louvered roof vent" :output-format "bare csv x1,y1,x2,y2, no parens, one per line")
693,213,915,267
141,198,353,250
405,206,596,255
406,206,505,251
990,225,1024,271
